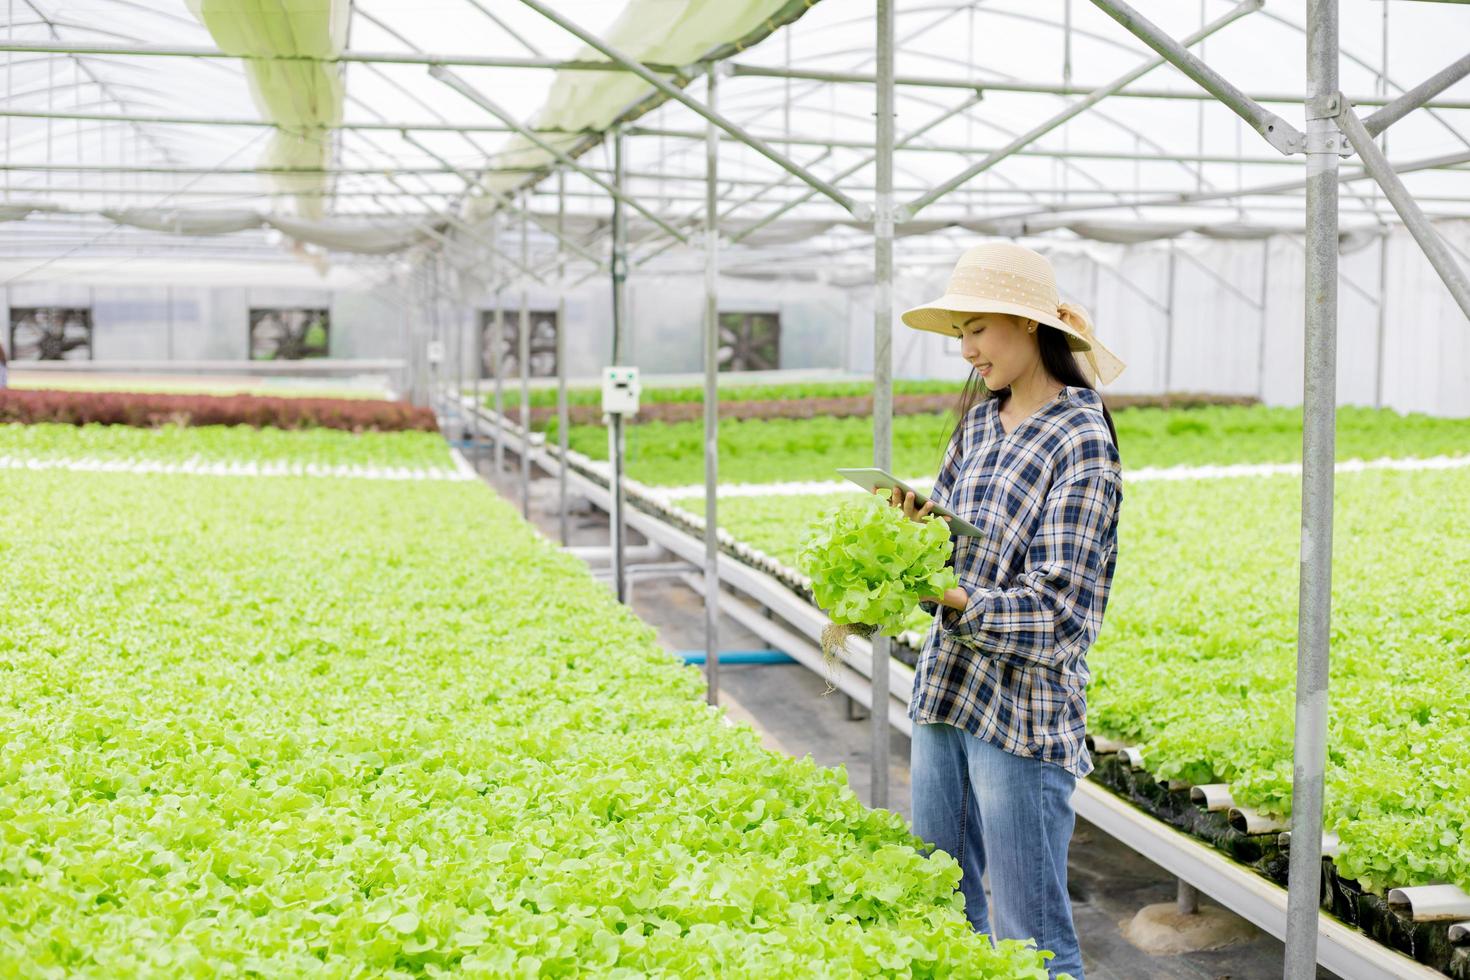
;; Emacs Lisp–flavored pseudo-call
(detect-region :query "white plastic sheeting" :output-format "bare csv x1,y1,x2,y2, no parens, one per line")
49,208,444,253
186,0,351,217
528,211,1385,250
880,222,1470,417
481,0,809,193
100,209,265,236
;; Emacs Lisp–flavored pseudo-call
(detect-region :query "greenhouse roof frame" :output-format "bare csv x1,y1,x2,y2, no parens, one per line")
4,0,1470,271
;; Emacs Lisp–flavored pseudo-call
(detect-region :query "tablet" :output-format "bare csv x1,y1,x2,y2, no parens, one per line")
835,467,985,537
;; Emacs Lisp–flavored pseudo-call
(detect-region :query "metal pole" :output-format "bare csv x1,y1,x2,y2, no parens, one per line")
703,63,721,708
1373,233,1389,409
519,201,532,520
1337,106,1470,322
1163,243,1177,396
870,0,896,811
611,125,629,604
454,257,466,437
415,268,429,406
1284,0,1339,974
1361,53,1470,140
1257,237,1271,403
1063,0,1073,204
1196,0,1207,194
493,277,506,478
1373,3,1390,414
557,169,570,547
1178,879,1201,916
430,256,442,412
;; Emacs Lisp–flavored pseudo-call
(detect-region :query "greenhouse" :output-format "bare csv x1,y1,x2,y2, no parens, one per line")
2,0,1469,977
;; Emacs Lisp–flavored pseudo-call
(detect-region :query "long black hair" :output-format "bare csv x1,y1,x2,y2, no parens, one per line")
943,322,1119,456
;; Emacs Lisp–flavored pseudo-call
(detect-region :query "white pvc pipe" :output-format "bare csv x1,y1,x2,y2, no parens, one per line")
1229,806,1290,835
1089,734,1127,754
1191,784,1235,811
1386,884,1470,922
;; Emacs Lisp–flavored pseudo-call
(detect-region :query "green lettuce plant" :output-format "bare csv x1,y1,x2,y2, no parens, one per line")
693,466,1470,896
796,495,957,670
0,433,1060,976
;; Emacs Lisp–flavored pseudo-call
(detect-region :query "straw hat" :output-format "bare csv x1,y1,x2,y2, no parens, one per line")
901,242,1126,386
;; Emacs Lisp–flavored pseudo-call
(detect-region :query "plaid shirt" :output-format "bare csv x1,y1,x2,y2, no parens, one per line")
911,385,1122,778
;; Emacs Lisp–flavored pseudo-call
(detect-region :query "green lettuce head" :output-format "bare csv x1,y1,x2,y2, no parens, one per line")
797,495,958,670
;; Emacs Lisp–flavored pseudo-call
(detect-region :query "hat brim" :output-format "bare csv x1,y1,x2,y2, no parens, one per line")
900,294,1090,351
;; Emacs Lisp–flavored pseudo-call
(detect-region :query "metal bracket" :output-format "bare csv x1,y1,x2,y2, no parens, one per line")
1286,94,1354,157
1299,130,1354,157
1305,92,1341,120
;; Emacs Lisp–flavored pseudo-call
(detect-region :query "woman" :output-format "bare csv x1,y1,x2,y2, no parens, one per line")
885,242,1125,980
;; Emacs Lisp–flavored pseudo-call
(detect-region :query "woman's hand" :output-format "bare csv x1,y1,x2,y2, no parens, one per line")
921,586,969,611
874,488,965,609
877,487,949,527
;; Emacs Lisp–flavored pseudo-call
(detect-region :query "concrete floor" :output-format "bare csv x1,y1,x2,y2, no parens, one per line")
470,444,1338,980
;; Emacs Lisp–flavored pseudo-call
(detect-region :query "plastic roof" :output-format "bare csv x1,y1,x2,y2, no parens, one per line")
2,0,1470,284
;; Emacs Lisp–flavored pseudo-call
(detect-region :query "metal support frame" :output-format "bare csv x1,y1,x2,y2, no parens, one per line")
0,38,693,74
609,125,629,605
722,61,1470,113
453,253,466,437
731,93,983,246
1178,879,1201,916
702,63,721,708
907,0,1259,218
1083,0,1469,974
429,66,690,245
1163,241,1177,394
870,0,896,811
1088,0,1304,155
519,200,532,519
1257,237,1272,404
1337,102,1470,321
514,0,866,219
1286,3,1340,976
1361,52,1470,139
556,169,570,547
471,242,485,455
492,247,506,477
397,130,606,271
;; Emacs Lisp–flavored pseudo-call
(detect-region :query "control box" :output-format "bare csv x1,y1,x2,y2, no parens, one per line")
425,340,445,366
601,366,641,415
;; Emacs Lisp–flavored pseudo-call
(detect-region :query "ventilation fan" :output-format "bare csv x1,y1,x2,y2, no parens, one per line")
717,312,780,372
9,308,93,361
249,308,330,360
481,310,558,378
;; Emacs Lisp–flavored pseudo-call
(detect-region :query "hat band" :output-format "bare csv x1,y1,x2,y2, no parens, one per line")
946,267,1059,312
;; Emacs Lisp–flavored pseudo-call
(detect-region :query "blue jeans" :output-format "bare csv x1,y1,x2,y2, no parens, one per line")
911,722,1084,980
